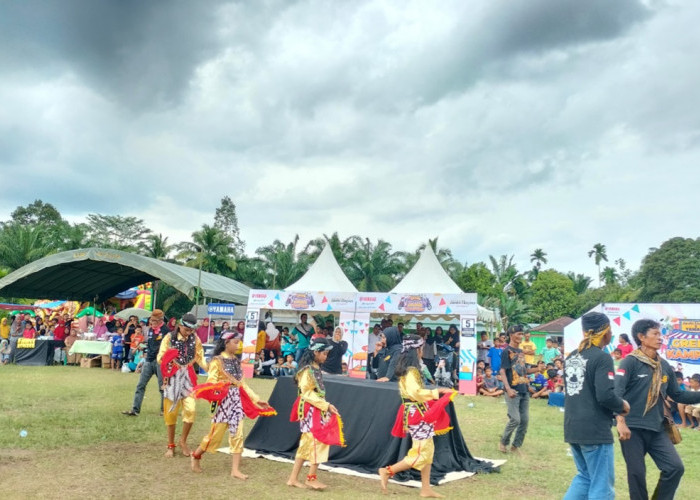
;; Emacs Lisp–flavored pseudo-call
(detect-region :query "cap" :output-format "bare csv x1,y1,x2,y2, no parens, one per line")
181,313,197,329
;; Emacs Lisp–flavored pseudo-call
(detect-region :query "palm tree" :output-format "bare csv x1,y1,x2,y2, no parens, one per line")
346,238,404,292
400,237,464,281
176,225,236,276
484,292,532,333
141,233,174,260
488,254,523,295
0,223,54,271
602,266,620,287
588,243,608,286
529,248,548,280
256,235,310,289
566,272,593,295
303,232,362,274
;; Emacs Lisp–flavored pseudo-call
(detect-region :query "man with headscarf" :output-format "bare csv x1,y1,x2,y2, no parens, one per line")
122,309,169,417
615,319,700,500
376,326,403,382
563,312,629,500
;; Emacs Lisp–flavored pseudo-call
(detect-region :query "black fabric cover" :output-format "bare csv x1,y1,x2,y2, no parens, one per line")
10,338,56,366
244,375,496,484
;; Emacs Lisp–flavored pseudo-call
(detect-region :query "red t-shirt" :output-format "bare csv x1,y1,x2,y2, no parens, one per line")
23,328,36,339
618,343,633,358
53,325,66,341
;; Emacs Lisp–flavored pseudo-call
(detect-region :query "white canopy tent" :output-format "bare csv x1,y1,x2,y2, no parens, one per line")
391,246,498,324
287,244,358,293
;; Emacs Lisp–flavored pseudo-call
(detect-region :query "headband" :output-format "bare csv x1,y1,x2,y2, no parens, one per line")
401,337,424,353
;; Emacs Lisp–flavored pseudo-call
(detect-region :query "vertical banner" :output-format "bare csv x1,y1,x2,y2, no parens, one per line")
242,308,260,378
458,314,478,395
340,311,370,379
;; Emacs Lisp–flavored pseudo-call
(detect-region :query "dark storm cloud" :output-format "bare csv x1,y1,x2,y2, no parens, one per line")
0,0,227,109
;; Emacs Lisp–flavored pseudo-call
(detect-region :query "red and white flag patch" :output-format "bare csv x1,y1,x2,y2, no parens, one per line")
616,369,626,377
608,372,615,380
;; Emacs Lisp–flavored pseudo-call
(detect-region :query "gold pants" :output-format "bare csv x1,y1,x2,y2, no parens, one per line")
163,396,196,426
295,432,329,465
402,437,434,471
199,422,245,454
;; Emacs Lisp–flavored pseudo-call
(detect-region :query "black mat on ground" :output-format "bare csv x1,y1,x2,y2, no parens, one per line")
10,338,56,366
244,375,495,484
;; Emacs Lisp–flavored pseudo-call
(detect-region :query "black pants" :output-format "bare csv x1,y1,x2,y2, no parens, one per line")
620,427,684,500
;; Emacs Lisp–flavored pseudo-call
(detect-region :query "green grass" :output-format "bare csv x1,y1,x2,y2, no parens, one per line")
1,365,699,499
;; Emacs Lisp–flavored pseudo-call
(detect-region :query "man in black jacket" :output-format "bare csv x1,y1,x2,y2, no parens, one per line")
615,319,700,500
322,327,348,375
563,312,629,499
376,327,402,382
122,309,169,416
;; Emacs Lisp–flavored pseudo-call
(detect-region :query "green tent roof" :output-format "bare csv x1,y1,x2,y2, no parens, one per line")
0,248,249,304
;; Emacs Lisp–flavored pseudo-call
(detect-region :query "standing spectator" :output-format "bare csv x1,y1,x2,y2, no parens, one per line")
563,312,629,500
611,348,623,369
280,327,297,358
322,327,348,375
477,332,493,365
211,320,220,340
196,318,212,344
444,324,461,379
616,333,634,358
369,333,387,380
122,315,138,365
368,324,382,353
519,331,537,367
615,319,700,500
499,325,534,453
122,310,169,417
110,327,124,370
0,317,10,343
422,327,438,375
375,327,403,382
678,373,699,428
488,337,504,375
540,337,560,365
292,313,315,362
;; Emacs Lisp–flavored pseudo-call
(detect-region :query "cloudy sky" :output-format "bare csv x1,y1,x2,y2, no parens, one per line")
1,0,698,278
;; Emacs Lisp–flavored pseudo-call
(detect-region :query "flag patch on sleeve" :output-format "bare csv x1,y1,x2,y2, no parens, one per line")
608,372,615,380
616,369,626,377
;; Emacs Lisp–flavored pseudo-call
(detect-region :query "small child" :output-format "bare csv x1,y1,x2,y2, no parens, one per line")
0,338,11,364
434,359,453,388
480,367,504,397
476,367,485,392
341,362,348,375
110,328,124,370
271,356,285,378
281,354,298,377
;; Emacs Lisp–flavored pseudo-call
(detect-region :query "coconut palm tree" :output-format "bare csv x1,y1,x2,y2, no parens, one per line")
566,272,593,295
0,223,54,271
488,254,524,295
140,233,174,260
588,243,608,286
602,266,620,287
255,235,310,289
303,232,362,274
176,225,237,276
346,238,404,292
400,237,464,281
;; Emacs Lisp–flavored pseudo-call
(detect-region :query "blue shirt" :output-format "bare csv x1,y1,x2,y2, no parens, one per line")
488,346,503,372
111,334,124,352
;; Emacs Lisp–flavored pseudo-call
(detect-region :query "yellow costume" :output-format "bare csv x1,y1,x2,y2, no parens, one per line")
399,367,440,471
157,331,207,426
197,353,262,454
295,366,330,464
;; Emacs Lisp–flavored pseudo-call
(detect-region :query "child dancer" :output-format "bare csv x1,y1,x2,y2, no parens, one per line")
287,337,344,490
158,313,207,457
190,331,275,478
379,334,454,498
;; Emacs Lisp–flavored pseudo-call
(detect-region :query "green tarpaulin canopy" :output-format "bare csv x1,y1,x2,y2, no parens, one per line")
0,248,249,304
75,307,104,318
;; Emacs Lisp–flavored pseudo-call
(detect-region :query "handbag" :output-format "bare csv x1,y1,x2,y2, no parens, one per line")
662,401,682,445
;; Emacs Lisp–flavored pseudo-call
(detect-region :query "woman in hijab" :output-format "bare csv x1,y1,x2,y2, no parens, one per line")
422,326,437,376
376,327,403,382
93,316,108,340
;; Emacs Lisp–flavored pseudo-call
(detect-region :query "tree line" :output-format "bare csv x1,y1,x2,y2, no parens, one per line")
1,199,698,323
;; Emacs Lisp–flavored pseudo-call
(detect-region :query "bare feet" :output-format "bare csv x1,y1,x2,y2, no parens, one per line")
420,488,445,498
231,470,248,480
164,447,174,458
191,456,202,473
286,479,306,489
305,478,328,490
179,439,191,457
378,467,389,493
498,443,508,453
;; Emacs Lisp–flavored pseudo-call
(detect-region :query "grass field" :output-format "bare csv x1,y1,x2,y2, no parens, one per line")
1,365,699,499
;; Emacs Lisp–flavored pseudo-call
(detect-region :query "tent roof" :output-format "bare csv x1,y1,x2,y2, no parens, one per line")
0,248,250,304
391,245,462,295
286,244,358,293
391,245,499,323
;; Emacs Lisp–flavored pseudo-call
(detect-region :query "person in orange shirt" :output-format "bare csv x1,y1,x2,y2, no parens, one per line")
129,326,145,361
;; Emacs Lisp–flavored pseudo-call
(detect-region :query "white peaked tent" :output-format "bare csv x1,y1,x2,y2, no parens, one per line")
287,244,358,293
391,245,498,323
